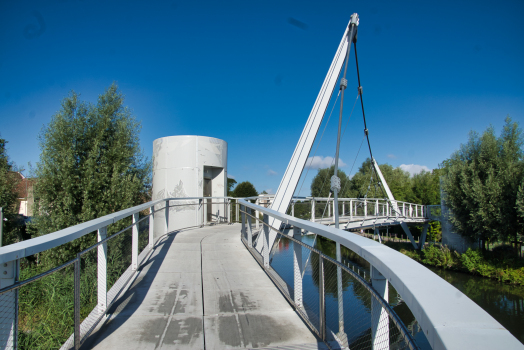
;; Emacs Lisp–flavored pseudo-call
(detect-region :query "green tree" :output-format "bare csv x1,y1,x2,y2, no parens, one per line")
310,165,351,198
409,169,442,205
0,137,21,245
227,177,237,196
347,158,412,201
232,181,258,198
442,117,524,249
32,84,151,265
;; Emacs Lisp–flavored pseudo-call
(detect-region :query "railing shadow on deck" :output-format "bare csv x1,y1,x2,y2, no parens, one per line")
78,230,181,349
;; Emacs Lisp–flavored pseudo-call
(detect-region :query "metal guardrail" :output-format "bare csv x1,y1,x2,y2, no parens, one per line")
244,196,431,221
238,199,524,350
0,197,235,350
240,206,418,350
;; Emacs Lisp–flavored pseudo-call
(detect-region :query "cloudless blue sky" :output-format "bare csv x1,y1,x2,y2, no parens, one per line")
1,0,523,196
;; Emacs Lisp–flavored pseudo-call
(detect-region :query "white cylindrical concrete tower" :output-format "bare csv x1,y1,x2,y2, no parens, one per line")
152,135,228,239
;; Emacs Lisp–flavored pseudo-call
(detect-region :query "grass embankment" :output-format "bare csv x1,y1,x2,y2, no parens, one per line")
385,242,524,286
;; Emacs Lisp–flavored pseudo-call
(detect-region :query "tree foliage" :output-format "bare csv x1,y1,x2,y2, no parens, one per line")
310,159,441,204
232,181,258,198
0,137,21,245
441,117,524,248
310,166,351,198
227,177,237,196
32,84,151,265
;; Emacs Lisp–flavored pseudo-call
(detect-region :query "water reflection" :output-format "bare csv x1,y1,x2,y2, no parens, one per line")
270,234,431,349
271,232,524,348
429,267,524,344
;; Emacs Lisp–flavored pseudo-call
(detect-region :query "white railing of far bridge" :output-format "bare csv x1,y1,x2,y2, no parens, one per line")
238,199,523,350
241,195,431,222
0,196,233,350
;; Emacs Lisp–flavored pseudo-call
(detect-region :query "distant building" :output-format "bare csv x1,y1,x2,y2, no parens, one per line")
13,172,35,217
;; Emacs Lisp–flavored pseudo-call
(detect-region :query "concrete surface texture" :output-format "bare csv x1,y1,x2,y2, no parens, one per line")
152,136,228,238
83,224,325,350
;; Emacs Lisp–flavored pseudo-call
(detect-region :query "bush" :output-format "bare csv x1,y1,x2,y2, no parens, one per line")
387,242,524,286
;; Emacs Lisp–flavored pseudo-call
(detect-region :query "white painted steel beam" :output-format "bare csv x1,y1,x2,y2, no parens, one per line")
266,19,355,254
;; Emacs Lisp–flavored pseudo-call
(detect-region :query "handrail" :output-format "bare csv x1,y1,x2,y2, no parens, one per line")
0,197,232,264
238,199,523,350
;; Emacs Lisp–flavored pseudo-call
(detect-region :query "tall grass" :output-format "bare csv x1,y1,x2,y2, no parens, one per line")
15,218,150,349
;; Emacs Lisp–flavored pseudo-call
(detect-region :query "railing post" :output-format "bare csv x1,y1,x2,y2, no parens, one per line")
236,200,239,222
0,259,19,349
328,200,331,218
98,226,107,314
149,206,154,249
247,207,253,248
227,199,231,223
293,226,302,308
165,199,170,234
241,204,246,240
364,200,368,219
318,255,326,341
255,199,260,229
336,242,345,341
132,213,139,271
375,199,379,216
291,201,295,217
342,200,345,217
402,202,406,217
74,254,81,350
203,198,208,226
350,199,353,220
263,214,270,268
371,265,390,349
311,199,316,222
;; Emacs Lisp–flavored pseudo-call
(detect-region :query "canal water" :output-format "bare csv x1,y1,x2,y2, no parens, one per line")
270,234,524,349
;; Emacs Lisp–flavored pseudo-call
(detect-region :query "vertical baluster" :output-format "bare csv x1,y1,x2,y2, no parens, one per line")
149,206,154,249
132,213,138,271
247,207,253,248
293,226,303,308
255,198,260,229
0,259,19,349
319,255,326,340
98,226,107,314
311,199,316,222
74,254,81,350
241,204,246,240
371,265,389,349
263,214,270,268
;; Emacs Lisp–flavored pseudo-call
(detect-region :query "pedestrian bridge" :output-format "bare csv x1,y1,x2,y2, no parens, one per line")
0,197,521,350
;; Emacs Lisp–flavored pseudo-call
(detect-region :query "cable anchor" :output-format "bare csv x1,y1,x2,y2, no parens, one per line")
330,175,341,192
358,86,363,95
364,128,369,136
340,78,347,90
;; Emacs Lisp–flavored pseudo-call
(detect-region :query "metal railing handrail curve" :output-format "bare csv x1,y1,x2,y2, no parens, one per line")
0,197,234,264
238,199,523,350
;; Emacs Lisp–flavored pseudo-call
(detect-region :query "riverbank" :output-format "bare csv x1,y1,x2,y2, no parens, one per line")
384,241,524,286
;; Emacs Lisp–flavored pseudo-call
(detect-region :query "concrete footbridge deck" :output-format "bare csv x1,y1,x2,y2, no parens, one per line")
82,224,324,350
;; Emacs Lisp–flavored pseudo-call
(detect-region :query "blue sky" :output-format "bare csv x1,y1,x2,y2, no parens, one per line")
1,0,523,196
